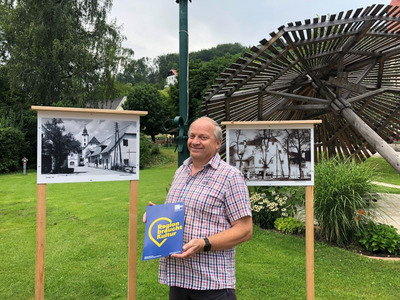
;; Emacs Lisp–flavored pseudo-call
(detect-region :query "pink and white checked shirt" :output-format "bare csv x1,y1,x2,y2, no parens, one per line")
158,153,251,290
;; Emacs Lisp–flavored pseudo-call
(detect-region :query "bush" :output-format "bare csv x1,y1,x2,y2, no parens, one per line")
0,127,27,173
151,143,160,155
357,221,400,255
249,186,303,229
140,133,152,169
314,156,376,246
274,217,305,235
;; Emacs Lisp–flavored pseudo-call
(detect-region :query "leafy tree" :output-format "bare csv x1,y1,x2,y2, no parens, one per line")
165,54,241,121
41,118,81,173
0,0,125,106
0,126,27,173
117,57,160,87
191,43,246,62
116,43,245,88
122,83,167,141
154,53,179,83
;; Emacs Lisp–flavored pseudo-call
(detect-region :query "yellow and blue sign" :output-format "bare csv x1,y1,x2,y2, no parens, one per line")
142,203,184,261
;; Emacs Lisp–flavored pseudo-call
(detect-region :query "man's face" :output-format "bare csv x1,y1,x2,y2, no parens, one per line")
187,119,221,164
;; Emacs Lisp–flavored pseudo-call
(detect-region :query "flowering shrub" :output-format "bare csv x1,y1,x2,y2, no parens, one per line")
249,187,302,229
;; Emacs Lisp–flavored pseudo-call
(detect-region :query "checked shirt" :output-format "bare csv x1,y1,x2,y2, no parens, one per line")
158,153,251,290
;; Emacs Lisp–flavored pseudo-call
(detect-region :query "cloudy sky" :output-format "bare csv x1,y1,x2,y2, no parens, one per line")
109,0,383,59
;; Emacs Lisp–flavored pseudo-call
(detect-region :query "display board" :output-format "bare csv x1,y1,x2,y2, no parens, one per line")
35,107,142,183
224,121,321,186
31,106,147,300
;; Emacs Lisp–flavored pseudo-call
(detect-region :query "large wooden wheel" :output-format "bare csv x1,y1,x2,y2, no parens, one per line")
203,4,400,173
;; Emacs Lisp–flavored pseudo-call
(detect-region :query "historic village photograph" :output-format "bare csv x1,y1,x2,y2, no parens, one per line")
227,128,313,184
39,117,139,182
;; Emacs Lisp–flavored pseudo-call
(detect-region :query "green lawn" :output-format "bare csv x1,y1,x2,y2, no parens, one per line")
1,149,399,299
365,157,400,194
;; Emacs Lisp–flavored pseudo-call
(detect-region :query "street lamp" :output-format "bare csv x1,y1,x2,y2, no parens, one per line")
175,0,192,166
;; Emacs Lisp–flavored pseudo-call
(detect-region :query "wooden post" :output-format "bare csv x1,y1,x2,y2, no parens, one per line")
128,180,139,300
339,105,400,173
305,186,315,300
35,184,46,300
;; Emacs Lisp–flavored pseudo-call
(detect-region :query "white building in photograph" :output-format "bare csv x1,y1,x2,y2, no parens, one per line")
229,129,311,181
86,123,137,173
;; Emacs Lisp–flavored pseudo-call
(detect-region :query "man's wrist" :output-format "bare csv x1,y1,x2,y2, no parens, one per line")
203,237,211,252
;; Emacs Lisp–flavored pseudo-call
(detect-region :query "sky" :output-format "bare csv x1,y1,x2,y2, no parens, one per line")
108,0,385,60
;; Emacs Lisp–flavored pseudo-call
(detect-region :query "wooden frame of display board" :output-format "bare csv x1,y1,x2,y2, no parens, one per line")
222,120,322,300
32,106,148,300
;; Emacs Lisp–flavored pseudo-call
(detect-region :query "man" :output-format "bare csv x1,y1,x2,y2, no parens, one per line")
147,117,252,300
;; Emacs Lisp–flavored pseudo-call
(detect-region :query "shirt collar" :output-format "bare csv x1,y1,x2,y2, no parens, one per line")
183,153,221,170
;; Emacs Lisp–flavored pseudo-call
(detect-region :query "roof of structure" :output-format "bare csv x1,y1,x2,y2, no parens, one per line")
203,4,400,164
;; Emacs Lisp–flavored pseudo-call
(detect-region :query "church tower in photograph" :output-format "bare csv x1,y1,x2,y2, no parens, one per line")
82,124,89,148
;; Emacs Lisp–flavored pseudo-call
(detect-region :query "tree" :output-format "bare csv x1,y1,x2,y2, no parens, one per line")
122,83,167,141
285,129,311,178
0,0,125,106
190,43,246,62
231,130,248,171
41,118,81,174
0,126,27,173
117,57,160,87
165,54,241,122
254,129,280,179
155,53,179,83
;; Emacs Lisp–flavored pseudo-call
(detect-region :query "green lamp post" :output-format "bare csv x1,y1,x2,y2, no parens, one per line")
175,0,191,166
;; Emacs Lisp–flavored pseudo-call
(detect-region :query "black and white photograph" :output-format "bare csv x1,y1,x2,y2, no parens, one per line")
226,126,314,186
37,111,140,183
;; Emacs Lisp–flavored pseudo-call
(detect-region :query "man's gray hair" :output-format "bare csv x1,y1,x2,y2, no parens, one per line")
189,117,223,141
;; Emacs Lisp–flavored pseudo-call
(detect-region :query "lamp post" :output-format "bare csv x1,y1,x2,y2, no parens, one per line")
175,0,191,166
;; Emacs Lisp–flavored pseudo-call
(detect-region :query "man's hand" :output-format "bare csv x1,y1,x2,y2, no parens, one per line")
171,216,252,259
171,238,206,259
142,201,155,223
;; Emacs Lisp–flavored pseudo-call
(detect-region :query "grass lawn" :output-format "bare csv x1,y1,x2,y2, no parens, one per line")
365,157,400,194
1,148,399,299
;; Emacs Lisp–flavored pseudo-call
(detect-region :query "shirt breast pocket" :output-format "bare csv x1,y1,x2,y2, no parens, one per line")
188,184,224,218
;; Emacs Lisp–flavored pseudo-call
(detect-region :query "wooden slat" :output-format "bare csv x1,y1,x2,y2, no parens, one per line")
31,106,148,116
222,120,322,126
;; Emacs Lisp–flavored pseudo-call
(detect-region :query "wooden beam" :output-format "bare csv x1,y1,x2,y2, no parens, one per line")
326,77,367,94
263,90,330,104
280,104,330,110
222,120,322,126
128,181,139,300
258,92,264,120
345,46,400,72
225,98,231,121
207,88,260,102
305,186,315,300
35,184,46,300
347,87,400,103
377,59,384,88
338,102,400,173
31,106,148,116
